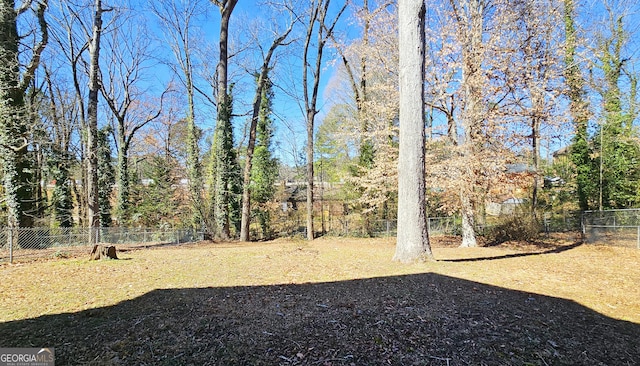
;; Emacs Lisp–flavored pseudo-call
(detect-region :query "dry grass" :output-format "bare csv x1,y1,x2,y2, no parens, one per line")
0,235,639,365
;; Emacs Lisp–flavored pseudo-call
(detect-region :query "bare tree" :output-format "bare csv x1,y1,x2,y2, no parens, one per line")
48,0,90,226
509,0,564,215
449,0,486,248
151,0,207,230
329,2,400,216
302,0,347,240
329,0,380,165
41,63,78,227
394,0,433,262
99,13,165,224
424,4,460,145
86,0,110,236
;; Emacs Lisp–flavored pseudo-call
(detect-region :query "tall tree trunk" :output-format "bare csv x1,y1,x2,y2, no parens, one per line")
460,189,476,246
302,2,320,241
520,3,552,217
394,0,433,263
531,114,540,215
455,0,484,248
305,107,315,240
87,0,104,240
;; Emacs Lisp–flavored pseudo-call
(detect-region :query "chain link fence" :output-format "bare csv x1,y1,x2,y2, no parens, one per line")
543,211,582,233
582,209,640,249
6,209,625,263
0,227,203,263
274,216,460,238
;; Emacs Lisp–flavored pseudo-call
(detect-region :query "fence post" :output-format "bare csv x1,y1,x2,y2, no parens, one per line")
9,227,13,264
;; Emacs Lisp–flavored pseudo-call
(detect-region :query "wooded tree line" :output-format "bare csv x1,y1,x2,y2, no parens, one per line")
0,0,638,246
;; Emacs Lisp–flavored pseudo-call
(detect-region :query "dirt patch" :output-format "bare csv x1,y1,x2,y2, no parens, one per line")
0,235,638,365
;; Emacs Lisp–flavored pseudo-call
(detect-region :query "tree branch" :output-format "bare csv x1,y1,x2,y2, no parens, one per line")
19,0,49,93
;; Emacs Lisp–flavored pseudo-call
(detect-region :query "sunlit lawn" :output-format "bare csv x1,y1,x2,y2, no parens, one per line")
0,238,640,365
2,236,638,323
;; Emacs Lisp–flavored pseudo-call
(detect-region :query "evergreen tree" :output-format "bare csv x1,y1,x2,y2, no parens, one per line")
592,124,640,209
131,155,178,227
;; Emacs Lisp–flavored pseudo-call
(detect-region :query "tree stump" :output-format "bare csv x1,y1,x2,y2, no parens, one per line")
90,245,118,260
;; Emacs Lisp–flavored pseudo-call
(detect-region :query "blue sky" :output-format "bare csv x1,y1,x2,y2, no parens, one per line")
39,0,640,168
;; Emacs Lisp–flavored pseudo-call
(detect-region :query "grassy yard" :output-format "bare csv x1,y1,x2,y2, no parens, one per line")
0,235,638,365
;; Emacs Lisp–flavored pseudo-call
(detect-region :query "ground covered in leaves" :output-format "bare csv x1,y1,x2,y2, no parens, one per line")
1,235,639,365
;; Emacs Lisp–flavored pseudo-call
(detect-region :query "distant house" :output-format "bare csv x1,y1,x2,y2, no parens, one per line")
486,197,526,216
484,162,534,216
280,184,305,212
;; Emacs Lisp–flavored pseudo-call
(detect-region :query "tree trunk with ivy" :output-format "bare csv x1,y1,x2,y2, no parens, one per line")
211,0,239,239
564,0,592,211
250,79,279,240
0,0,48,230
239,23,293,242
97,126,115,227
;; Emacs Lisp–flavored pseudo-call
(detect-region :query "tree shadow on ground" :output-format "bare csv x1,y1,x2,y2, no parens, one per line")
442,242,584,263
0,273,637,365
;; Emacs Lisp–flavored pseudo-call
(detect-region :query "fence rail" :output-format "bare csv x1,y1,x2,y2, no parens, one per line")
0,227,203,263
